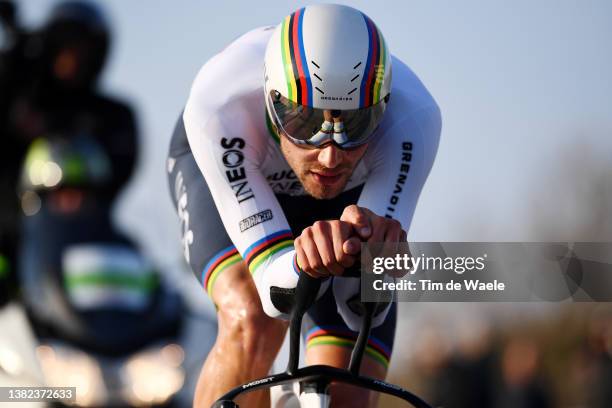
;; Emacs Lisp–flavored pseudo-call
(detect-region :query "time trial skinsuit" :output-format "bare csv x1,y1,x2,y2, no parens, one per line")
167,5,441,369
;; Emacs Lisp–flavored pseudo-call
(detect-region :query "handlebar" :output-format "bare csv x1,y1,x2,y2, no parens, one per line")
212,264,434,408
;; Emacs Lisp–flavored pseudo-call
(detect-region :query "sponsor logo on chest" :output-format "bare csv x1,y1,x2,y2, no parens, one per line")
266,169,303,195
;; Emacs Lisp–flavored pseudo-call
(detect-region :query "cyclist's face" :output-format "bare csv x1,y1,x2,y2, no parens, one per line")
280,136,368,199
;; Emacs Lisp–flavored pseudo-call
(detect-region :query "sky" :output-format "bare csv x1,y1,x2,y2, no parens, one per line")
14,0,612,268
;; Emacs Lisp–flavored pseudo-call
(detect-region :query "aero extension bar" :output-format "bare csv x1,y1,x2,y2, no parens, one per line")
212,270,433,408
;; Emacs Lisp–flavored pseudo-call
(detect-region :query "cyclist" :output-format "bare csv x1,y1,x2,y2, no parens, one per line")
167,4,441,407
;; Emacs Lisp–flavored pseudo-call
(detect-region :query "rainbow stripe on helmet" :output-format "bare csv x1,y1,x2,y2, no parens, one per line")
281,8,313,106
359,13,388,108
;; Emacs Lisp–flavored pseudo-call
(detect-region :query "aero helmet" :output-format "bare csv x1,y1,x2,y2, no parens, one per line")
264,4,392,148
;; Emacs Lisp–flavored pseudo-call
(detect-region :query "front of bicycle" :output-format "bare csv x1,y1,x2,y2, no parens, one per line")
212,270,433,408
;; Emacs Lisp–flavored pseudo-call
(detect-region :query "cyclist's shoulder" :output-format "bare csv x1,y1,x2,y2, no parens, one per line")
388,55,440,116
364,57,441,166
222,26,276,53
189,26,271,94
184,27,270,124
374,56,441,143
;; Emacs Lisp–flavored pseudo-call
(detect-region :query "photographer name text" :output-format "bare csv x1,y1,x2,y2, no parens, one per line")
373,279,505,292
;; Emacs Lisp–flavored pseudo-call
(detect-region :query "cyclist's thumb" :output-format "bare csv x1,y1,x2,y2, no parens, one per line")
340,204,371,239
343,236,361,255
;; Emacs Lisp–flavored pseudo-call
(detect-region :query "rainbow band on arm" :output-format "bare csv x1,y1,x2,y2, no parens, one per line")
306,325,392,369
244,230,294,274
202,245,242,298
280,8,313,106
292,253,301,276
359,13,387,108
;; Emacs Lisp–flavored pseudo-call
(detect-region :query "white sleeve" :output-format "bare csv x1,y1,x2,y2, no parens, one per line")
358,105,441,232
328,106,440,331
183,85,298,311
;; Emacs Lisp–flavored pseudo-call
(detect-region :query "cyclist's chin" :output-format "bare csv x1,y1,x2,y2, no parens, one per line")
302,173,348,199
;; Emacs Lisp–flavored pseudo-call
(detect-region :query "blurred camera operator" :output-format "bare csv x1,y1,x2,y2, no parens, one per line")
0,0,138,308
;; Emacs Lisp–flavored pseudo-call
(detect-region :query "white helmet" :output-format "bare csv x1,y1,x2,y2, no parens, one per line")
264,4,392,148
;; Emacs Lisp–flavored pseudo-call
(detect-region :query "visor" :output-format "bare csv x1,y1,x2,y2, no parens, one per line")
267,90,388,149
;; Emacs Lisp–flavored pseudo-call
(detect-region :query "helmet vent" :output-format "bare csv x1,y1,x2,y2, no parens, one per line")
311,60,320,69
350,74,360,82
348,88,357,95
313,73,323,82
315,87,325,95
353,62,362,69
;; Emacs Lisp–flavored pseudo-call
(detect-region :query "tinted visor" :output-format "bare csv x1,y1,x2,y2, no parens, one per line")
268,90,388,148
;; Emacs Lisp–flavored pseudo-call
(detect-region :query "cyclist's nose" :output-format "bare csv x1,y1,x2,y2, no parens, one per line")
317,144,342,169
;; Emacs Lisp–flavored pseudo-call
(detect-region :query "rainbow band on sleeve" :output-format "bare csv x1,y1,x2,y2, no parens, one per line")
292,253,301,276
244,230,294,274
359,13,387,108
306,325,392,369
202,245,242,298
280,8,313,106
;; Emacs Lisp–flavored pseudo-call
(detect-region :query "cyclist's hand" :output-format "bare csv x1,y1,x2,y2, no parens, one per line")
294,220,359,278
340,205,407,243
341,205,408,277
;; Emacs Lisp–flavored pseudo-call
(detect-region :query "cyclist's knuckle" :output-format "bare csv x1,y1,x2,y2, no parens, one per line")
303,226,314,238
340,222,351,234
343,204,357,216
321,256,334,268
315,220,330,233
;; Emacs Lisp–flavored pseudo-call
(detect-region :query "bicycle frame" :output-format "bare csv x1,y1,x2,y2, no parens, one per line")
212,272,433,408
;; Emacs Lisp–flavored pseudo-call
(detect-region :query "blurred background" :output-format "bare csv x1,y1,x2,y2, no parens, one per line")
1,0,611,407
